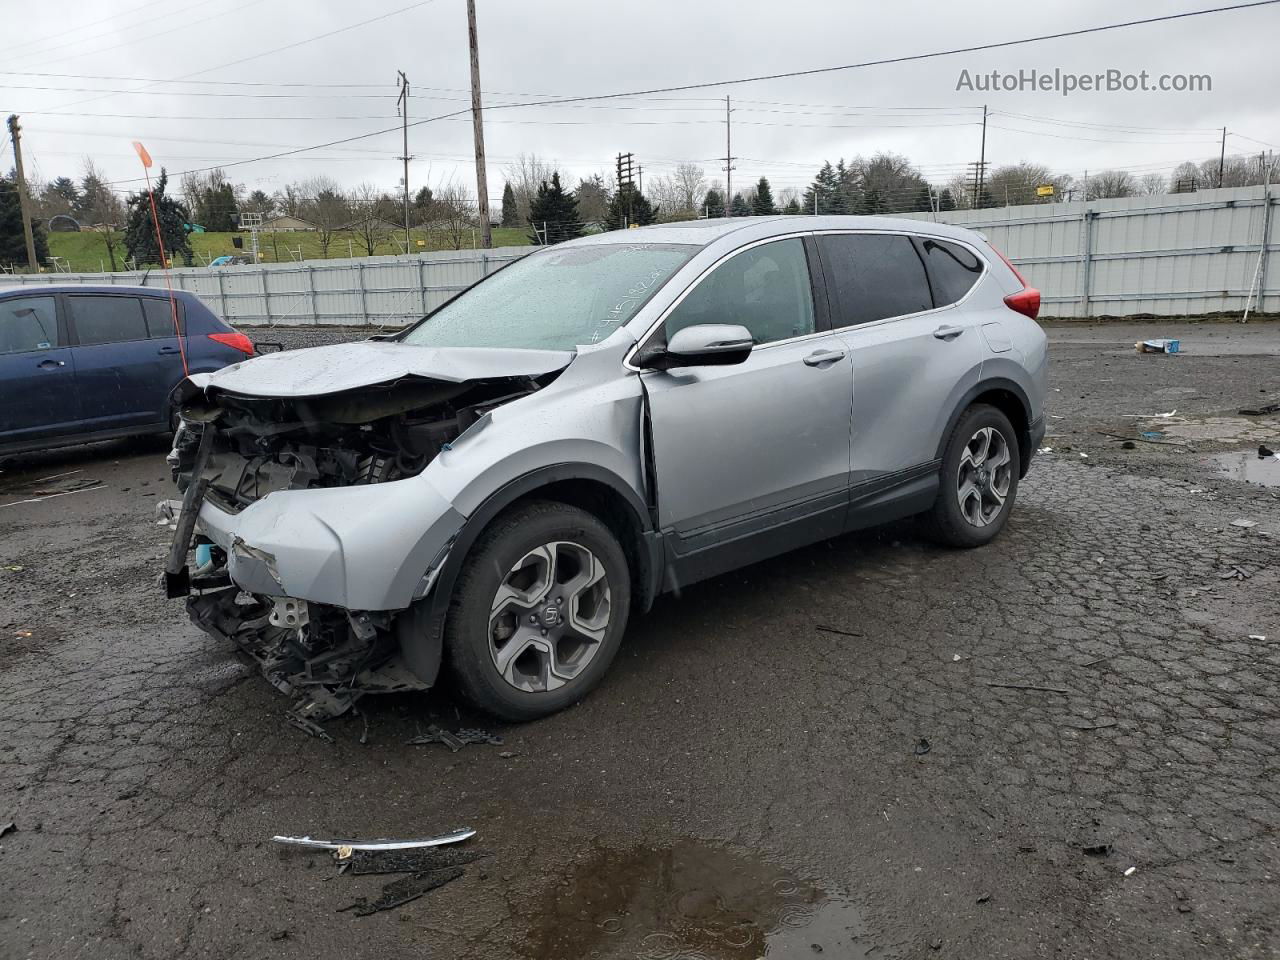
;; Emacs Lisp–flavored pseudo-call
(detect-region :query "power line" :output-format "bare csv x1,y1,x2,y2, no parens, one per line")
30,0,442,115
8,0,175,57
92,1,1280,187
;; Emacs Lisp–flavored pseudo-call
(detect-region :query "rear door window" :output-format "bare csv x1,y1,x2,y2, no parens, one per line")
141,297,178,338
0,296,60,353
818,233,933,326
68,296,149,345
917,237,984,306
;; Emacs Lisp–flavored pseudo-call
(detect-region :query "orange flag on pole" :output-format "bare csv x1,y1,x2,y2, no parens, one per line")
131,141,152,168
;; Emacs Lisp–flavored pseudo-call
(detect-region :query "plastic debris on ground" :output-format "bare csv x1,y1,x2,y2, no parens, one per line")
1231,519,1259,528
1135,339,1180,354
407,725,504,751
338,866,464,916
337,845,491,876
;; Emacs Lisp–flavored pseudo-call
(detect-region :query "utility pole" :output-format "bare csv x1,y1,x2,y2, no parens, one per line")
6,115,39,271
466,0,492,248
396,70,411,254
1218,126,1227,188
637,164,643,195
723,95,736,216
976,104,988,207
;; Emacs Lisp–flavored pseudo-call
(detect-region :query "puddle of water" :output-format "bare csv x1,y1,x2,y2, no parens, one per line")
520,840,867,960
1151,416,1275,444
1206,451,1280,487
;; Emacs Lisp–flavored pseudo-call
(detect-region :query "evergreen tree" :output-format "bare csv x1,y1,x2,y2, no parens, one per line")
192,180,237,231
729,193,751,217
835,159,859,213
910,184,935,213
526,172,584,244
124,170,194,267
45,176,80,215
802,161,841,215
247,189,274,217
857,187,888,216
937,188,957,212
783,197,801,215
604,185,657,230
0,175,50,268
702,188,725,217
752,177,776,215
413,185,435,224
500,182,517,227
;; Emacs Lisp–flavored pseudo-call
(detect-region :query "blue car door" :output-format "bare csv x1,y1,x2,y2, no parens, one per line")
0,293,81,445
66,293,173,430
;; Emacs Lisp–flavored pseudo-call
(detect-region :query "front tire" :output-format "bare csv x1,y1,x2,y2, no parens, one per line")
443,500,631,722
923,404,1020,548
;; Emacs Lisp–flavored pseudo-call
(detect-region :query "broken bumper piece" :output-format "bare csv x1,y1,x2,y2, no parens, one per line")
186,587,431,735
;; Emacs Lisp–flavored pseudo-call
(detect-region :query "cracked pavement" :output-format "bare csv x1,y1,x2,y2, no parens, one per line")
1,320,1278,959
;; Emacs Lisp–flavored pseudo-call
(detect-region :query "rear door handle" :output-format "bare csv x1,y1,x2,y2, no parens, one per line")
803,348,846,367
37,358,66,369
158,346,181,355
933,325,965,341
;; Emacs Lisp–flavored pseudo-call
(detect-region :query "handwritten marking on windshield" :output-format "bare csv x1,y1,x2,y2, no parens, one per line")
606,268,667,322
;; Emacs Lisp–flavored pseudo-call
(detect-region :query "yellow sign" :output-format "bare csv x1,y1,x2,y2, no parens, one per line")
1036,184,1055,197
416,239,425,246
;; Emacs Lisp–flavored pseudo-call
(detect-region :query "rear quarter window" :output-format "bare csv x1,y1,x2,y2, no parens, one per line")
141,297,180,338
917,237,984,306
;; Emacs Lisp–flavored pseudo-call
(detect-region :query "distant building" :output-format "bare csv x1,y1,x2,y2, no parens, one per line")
261,215,318,232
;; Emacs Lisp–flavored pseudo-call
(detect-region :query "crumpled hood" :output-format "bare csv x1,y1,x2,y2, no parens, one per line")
192,340,576,398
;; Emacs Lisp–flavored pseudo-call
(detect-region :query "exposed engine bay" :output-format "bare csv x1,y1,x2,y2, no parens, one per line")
163,367,560,735
169,375,546,510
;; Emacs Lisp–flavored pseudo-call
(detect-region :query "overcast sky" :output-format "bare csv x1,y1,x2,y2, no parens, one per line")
4,0,1278,204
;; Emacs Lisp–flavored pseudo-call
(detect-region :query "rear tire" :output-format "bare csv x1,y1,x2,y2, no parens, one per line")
922,404,1020,548
443,500,631,722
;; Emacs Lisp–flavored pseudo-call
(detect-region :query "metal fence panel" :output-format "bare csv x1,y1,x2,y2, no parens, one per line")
8,189,1277,320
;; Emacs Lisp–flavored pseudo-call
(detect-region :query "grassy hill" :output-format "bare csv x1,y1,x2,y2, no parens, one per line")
45,226,531,273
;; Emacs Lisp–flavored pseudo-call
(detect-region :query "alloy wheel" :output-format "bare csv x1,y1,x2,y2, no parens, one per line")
487,541,612,693
956,426,1013,527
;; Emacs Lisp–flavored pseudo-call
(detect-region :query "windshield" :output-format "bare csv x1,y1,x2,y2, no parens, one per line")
400,242,697,351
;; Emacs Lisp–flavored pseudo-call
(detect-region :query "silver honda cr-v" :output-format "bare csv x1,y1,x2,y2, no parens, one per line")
163,215,1046,726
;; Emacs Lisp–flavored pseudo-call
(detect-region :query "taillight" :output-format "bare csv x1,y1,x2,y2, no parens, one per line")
989,242,1041,320
1003,287,1041,320
208,332,255,356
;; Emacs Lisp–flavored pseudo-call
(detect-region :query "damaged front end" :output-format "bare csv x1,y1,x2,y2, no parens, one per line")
161,343,570,731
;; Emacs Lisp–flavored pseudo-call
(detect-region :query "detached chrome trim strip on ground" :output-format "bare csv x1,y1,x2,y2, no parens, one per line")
271,828,477,851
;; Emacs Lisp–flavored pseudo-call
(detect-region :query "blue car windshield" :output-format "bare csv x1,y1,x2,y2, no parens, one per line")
400,242,697,351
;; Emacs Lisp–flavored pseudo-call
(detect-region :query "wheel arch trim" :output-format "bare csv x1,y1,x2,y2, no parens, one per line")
398,463,662,685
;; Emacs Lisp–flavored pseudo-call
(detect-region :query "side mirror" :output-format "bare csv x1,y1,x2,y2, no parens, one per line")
640,323,754,370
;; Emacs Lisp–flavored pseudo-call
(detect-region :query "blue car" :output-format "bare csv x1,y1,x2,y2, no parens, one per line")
0,285,254,454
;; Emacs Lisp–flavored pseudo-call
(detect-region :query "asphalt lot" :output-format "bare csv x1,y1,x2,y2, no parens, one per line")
2,319,1278,959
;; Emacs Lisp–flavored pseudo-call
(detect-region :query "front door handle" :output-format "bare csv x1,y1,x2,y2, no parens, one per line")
37,358,66,369
803,348,846,367
158,346,181,355
933,324,965,341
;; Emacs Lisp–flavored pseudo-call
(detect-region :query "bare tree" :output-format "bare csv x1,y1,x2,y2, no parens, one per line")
298,176,350,257
432,180,476,250
1087,170,1137,200
1170,161,1202,193
574,174,610,224
347,182,391,256
1138,173,1167,196
983,163,1055,206
503,153,557,225
79,158,125,271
